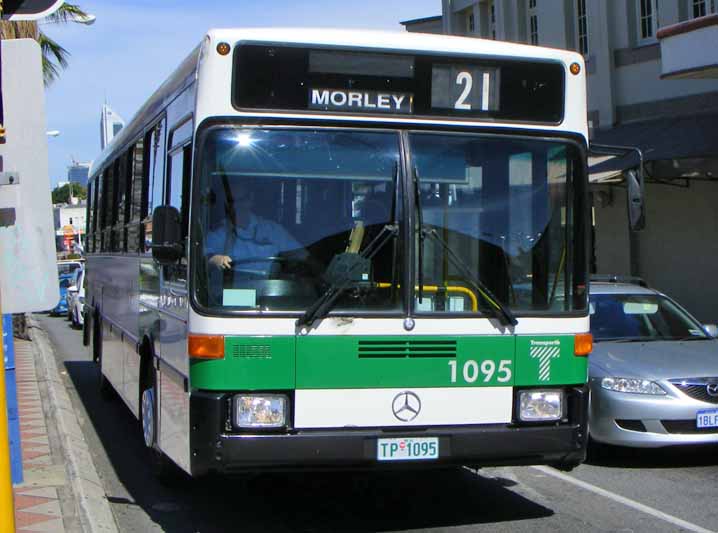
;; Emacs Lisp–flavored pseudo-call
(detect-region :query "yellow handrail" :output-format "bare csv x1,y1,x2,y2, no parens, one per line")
377,282,478,312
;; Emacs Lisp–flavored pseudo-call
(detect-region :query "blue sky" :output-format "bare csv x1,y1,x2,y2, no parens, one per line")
43,0,440,187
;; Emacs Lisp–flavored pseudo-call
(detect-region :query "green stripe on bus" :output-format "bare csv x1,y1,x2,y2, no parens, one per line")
296,335,515,389
514,335,587,386
190,337,295,391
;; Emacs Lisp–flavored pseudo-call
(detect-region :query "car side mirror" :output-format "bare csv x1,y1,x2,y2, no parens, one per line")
703,324,718,337
625,168,645,232
151,206,184,265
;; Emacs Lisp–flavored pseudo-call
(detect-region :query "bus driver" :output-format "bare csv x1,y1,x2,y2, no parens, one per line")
206,180,306,277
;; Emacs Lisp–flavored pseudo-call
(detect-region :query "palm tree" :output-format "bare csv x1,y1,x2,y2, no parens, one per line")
0,3,91,86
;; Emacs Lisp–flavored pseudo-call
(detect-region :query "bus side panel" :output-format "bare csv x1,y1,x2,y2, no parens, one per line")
122,255,141,417
158,269,191,475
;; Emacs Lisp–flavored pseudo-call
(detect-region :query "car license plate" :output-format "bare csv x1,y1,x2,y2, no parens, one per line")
696,409,718,429
377,437,439,461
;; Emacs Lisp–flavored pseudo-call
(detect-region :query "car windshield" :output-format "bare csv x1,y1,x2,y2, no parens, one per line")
193,128,402,312
57,263,82,276
590,293,708,341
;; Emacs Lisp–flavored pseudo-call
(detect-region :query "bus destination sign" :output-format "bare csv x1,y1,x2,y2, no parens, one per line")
308,89,413,114
234,44,564,123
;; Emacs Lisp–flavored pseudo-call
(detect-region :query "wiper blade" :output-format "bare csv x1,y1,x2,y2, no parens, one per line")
296,224,399,331
422,227,517,327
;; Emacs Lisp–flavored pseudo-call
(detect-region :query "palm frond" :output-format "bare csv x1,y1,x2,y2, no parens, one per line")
43,3,90,24
38,32,69,86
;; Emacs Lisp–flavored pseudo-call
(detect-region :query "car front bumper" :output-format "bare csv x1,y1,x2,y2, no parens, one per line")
589,380,718,447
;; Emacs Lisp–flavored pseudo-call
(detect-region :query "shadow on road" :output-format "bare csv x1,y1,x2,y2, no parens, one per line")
61,355,555,532
586,441,718,469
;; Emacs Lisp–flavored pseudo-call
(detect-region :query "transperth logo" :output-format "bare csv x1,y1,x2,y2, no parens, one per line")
530,340,561,382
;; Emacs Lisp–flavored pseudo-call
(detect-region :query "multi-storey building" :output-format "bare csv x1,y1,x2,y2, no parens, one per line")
404,0,718,320
67,160,91,187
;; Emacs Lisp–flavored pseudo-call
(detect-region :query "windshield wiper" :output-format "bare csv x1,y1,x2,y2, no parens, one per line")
296,224,399,331
421,227,518,327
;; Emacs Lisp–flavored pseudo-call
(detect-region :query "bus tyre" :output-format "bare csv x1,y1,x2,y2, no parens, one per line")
93,317,113,401
140,365,178,484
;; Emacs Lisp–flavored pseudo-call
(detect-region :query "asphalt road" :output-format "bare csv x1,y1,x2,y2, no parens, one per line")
37,313,718,533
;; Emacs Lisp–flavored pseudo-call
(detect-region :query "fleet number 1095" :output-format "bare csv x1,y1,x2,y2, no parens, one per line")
448,359,512,383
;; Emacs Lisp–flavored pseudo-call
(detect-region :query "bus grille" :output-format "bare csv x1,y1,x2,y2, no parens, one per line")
357,340,456,358
231,344,272,359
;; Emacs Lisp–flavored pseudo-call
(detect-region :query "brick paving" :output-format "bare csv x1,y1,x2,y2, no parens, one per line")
12,339,68,532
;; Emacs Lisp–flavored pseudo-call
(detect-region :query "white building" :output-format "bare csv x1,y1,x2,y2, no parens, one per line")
53,203,86,253
100,103,125,151
412,0,718,320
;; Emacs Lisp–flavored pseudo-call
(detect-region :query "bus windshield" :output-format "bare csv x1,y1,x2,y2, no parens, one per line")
192,127,586,315
193,128,403,312
411,132,585,314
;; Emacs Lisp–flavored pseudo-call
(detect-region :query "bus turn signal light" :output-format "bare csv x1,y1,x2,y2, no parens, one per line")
574,333,592,356
189,334,225,359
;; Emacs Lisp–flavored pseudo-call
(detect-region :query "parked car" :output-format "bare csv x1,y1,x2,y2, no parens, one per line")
65,267,85,328
51,274,74,316
589,278,718,448
57,260,83,277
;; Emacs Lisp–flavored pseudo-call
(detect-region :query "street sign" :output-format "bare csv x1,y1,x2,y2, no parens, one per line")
1,0,65,21
0,39,59,313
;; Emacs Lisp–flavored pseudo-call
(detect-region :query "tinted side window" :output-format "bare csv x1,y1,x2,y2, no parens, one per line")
144,118,167,251
128,138,145,254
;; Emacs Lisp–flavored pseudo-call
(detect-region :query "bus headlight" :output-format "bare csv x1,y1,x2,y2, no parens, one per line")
234,394,287,428
519,390,563,421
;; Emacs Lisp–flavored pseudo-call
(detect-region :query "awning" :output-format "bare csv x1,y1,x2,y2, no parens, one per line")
589,113,718,182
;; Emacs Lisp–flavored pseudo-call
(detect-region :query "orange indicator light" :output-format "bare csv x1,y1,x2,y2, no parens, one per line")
570,62,581,75
188,334,225,359
217,42,231,56
574,333,593,357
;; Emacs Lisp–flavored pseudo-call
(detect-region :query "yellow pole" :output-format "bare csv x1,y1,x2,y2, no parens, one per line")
0,300,16,532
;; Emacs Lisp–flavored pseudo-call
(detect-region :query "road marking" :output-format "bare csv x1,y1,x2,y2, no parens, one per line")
532,466,715,533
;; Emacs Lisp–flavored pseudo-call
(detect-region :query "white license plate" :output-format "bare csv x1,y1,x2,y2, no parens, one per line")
377,437,439,461
696,409,718,428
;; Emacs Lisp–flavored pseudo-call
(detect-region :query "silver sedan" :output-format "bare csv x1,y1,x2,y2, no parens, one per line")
589,281,718,448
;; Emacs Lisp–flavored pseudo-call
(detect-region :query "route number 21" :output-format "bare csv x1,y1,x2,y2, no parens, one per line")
448,359,512,383
454,71,492,111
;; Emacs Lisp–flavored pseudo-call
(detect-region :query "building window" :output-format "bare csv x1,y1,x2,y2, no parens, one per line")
489,1,497,39
467,11,475,34
576,0,589,54
528,0,538,45
693,0,707,18
638,0,658,42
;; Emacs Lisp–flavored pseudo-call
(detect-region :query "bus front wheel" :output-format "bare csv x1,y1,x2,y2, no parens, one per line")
140,364,179,484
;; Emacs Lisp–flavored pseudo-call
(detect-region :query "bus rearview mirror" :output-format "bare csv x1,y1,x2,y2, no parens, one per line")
151,206,184,264
625,169,645,232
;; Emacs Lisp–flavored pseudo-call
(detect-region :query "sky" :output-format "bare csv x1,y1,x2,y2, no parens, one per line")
43,0,441,187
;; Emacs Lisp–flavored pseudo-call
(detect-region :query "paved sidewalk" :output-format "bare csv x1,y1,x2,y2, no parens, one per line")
13,338,75,532
11,318,118,533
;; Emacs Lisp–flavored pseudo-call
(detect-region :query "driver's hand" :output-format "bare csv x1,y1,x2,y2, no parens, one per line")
209,255,232,270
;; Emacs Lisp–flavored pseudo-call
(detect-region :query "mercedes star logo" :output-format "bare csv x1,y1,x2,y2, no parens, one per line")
707,383,718,397
392,391,421,422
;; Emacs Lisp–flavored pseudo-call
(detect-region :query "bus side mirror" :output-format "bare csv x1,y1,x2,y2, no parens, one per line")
625,169,645,232
151,206,184,264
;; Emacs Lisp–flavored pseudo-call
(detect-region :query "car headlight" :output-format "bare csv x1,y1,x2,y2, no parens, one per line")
519,390,564,421
601,377,666,395
234,394,287,428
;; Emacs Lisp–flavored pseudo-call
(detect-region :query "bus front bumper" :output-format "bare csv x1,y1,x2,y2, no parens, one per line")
189,386,588,476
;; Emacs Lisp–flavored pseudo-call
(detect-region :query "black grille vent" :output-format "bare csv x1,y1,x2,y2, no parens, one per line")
231,344,271,359
670,380,718,404
661,420,718,434
615,419,647,432
358,340,457,358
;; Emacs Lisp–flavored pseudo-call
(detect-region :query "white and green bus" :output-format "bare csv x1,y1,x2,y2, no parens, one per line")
84,28,592,477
